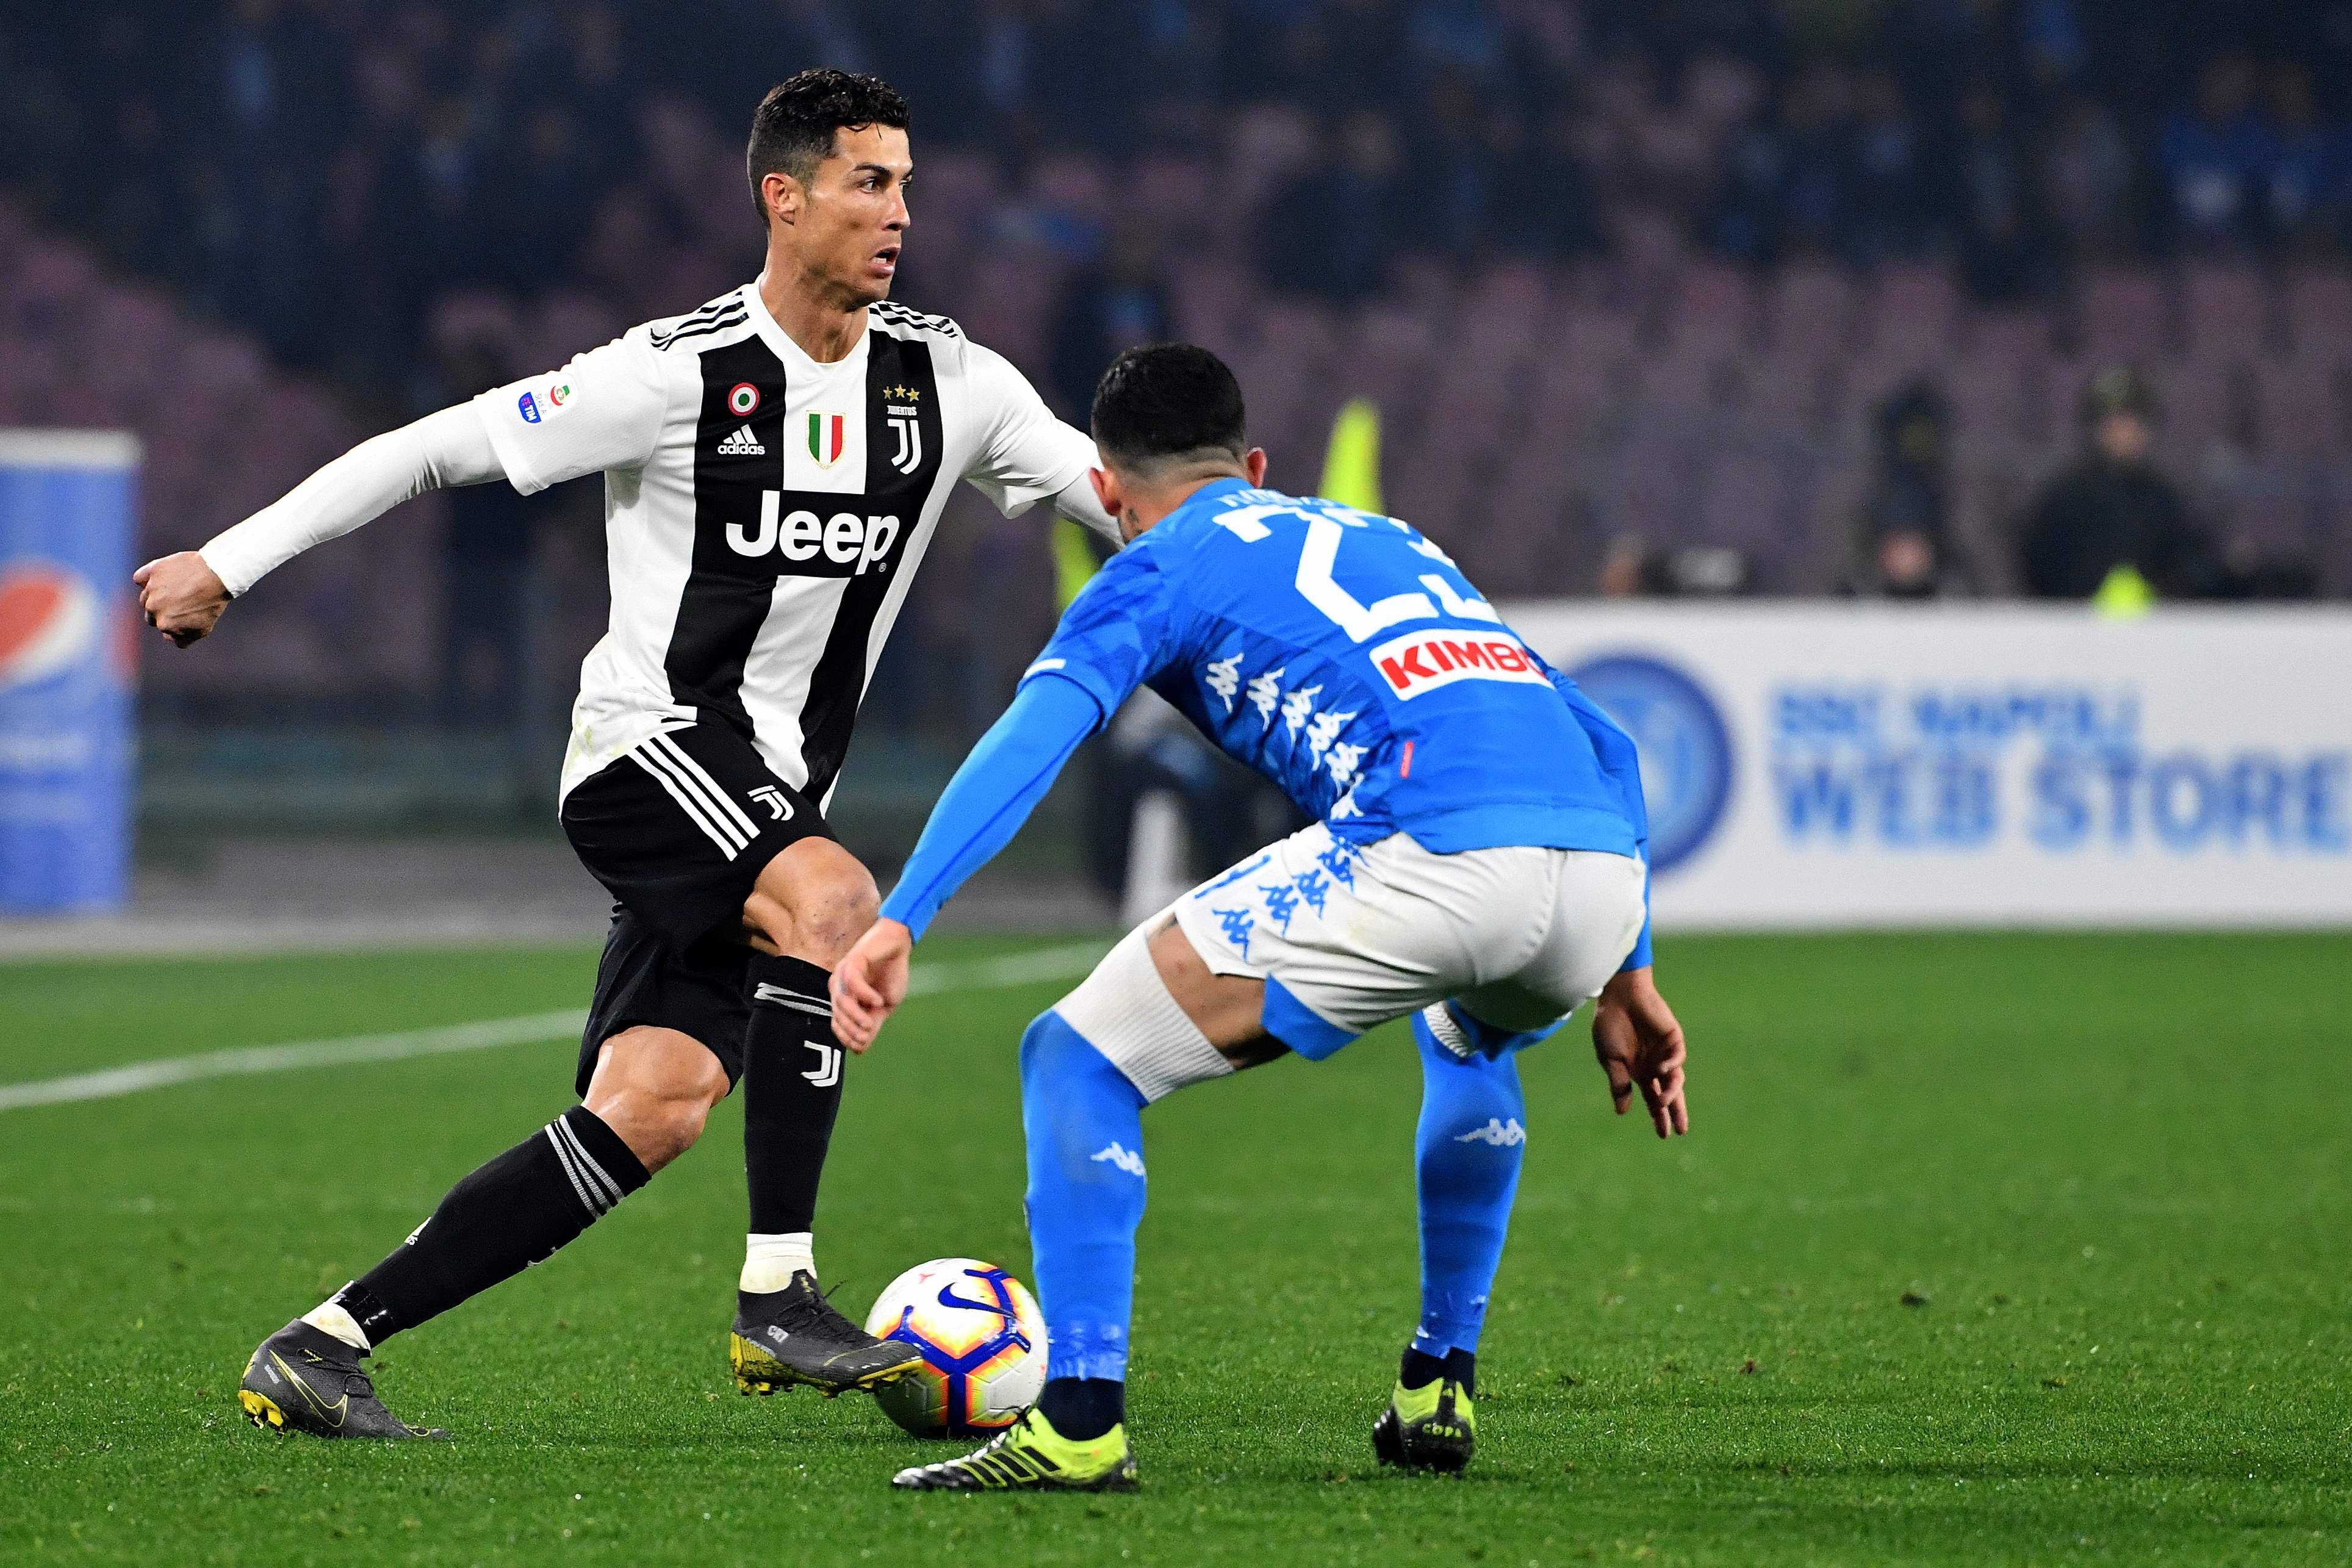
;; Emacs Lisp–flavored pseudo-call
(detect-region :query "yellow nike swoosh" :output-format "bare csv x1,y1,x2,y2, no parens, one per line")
271,1351,348,1428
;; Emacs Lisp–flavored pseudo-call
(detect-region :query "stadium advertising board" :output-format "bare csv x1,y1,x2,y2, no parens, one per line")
0,431,138,914
1508,603,2352,928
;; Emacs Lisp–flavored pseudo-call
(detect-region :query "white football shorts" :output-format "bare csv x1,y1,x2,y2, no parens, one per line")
1165,821,1647,1059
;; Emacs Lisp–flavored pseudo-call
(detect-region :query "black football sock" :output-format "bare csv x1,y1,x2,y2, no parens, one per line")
742,953,846,1245
344,1105,649,1343
1400,1345,1477,1395
1038,1376,1126,1440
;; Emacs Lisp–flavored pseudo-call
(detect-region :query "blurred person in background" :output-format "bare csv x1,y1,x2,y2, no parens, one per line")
433,336,542,730
1597,533,1751,598
2016,365,2228,600
1256,107,1407,303
1843,381,1971,598
1846,67,1933,265
2041,92,2140,264
2260,61,2347,254
1518,101,1611,262
2157,55,2275,254
1951,77,2054,303
1048,221,1173,423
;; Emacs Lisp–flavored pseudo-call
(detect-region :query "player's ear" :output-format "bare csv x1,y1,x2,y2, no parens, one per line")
761,170,802,228
1243,447,1268,486
1089,466,1120,518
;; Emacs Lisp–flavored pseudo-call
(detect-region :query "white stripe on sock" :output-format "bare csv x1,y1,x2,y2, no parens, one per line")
752,982,832,1017
543,1124,603,1216
554,1116,624,1210
628,749,744,860
651,733,761,843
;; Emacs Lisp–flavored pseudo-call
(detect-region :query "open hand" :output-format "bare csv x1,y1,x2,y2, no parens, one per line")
1591,966,1689,1138
830,918,914,1052
133,552,231,647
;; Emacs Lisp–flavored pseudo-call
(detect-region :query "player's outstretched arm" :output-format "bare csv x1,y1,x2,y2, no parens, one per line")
829,675,1106,1050
1591,967,1688,1138
134,404,506,649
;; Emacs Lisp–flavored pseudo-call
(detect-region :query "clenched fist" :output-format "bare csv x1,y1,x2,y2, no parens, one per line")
133,552,232,647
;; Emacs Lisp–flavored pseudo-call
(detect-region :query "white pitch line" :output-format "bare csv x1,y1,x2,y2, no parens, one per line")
0,940,1109,1113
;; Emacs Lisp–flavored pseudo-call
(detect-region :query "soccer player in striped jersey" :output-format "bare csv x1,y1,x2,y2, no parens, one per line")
134,70,1122,1439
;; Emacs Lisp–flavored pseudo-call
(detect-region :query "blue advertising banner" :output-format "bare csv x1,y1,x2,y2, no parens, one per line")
0,431,140,914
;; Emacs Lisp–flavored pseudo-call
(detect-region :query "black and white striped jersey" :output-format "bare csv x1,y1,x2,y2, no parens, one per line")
473,282,1103,809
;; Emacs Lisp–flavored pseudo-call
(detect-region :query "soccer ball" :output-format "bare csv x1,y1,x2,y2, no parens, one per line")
862,1257,1046,1438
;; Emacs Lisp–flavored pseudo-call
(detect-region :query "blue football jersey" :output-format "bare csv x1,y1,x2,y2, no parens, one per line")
1021,478,1644,859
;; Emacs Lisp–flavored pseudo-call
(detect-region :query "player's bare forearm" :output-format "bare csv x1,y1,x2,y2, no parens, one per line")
831,918,914,1052
132,552,232,647
1592,966,1689,1138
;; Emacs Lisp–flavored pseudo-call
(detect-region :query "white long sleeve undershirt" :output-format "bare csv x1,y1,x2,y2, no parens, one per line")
199,405,505,596
1049,468,1120,545
199,404,1119,599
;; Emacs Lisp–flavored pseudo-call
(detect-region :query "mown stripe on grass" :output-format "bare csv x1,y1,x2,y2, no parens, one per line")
0,940,1109,1112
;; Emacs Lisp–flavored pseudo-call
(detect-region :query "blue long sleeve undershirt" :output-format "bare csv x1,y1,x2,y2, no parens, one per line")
1548,671,1655,971
879,674,1106,940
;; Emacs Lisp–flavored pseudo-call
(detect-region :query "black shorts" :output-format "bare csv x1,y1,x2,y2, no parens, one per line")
561,721,833,1090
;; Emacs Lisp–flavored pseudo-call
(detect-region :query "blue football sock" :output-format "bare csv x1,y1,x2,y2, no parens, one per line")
1409,1007,1528,1357
1021,1010,1149,1385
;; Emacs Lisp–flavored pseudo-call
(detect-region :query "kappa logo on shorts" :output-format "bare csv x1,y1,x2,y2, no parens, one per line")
1368,627,1552,700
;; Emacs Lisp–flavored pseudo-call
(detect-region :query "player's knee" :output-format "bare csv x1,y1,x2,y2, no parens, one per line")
1019,1008,1090,1089
745,843,879,964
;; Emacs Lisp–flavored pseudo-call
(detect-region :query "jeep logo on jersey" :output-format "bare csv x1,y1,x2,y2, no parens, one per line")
726,492,901,576
1370,627,1552,699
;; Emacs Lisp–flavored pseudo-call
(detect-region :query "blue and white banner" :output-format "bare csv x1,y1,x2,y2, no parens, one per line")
0,431,140,915
1509,603,2352,928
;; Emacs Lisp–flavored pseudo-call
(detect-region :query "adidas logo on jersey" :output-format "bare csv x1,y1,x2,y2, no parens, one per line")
716,425,766,456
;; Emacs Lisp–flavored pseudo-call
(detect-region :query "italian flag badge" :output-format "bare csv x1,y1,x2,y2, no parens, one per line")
807,412,846,468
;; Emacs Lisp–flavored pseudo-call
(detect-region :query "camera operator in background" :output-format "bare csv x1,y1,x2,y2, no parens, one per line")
2016,366,2228,602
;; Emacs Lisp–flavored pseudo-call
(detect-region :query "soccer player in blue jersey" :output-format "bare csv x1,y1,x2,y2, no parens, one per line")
831,344,1690,1491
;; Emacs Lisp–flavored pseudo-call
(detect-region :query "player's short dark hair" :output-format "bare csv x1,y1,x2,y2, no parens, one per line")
1090,344,1248,475
747,68,911,225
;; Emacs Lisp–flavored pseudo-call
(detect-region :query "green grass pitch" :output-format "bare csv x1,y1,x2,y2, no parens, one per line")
2,931,2348,1565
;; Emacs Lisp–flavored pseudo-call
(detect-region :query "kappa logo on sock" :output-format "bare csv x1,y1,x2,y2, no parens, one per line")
1089,1142,1146,1178
1453,1117,1526,1147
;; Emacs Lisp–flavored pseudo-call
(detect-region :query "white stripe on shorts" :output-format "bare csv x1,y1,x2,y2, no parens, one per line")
650,733,761,843
630,746,747,859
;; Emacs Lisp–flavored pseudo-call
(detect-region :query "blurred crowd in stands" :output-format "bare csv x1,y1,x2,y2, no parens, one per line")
9,1,2352,371
2,1,2350,740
